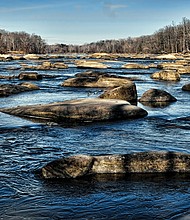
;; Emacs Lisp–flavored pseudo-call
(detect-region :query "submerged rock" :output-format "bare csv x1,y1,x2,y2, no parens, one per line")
0,98,148,123
41,152,190,179
139,88,177,107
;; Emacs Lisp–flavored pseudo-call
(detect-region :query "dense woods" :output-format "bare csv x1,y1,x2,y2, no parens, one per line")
1,18,190,54
57,17,190,54
0,30,47,54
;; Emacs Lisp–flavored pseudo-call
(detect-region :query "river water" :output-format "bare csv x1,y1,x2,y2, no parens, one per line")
0,57,190,219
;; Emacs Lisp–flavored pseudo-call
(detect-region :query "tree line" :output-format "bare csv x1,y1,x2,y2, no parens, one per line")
0,30,47,54
48,17,190,54
1,17,190,54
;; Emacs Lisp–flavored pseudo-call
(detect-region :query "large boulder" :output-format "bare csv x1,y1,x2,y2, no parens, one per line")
0,83,38,97
41,152,190,179
18,72,43,80
151,70,180,81
139,88,177,107
99,84,137,104
62,71,134,88
0,98,148,123
157,62,190,74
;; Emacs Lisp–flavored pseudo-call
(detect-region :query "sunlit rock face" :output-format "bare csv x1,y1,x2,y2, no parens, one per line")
99,84,137,104
0,98,148,123
151,70,180,81
41,152,190,179
75,60,109,69
122,63,149,69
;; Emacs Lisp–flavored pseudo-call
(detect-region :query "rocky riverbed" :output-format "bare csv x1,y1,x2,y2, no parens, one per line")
1,53,190,219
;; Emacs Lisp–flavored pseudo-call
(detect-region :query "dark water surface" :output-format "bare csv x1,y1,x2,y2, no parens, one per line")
1,57,190,219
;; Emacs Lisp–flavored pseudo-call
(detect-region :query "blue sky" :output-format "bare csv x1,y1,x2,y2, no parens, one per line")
0,0,190,45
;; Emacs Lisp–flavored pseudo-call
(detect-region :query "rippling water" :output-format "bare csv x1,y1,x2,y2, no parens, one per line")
1,57,190,219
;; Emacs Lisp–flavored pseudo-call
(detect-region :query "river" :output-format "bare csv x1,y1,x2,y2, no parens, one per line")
0,57,190,219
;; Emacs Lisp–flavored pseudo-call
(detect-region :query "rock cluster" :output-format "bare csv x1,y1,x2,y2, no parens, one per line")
62,71,134,88
21,61,68,70
41,152,190,179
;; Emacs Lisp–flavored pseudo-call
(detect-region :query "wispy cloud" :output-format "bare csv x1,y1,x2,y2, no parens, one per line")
0,3,67,13
105,3,127,11
103,3,127,17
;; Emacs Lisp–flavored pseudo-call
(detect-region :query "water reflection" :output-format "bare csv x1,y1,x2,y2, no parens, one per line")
140,101,175,108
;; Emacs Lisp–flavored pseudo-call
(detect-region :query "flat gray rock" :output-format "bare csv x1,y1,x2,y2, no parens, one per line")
0,98,148,123
41,152,190,179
